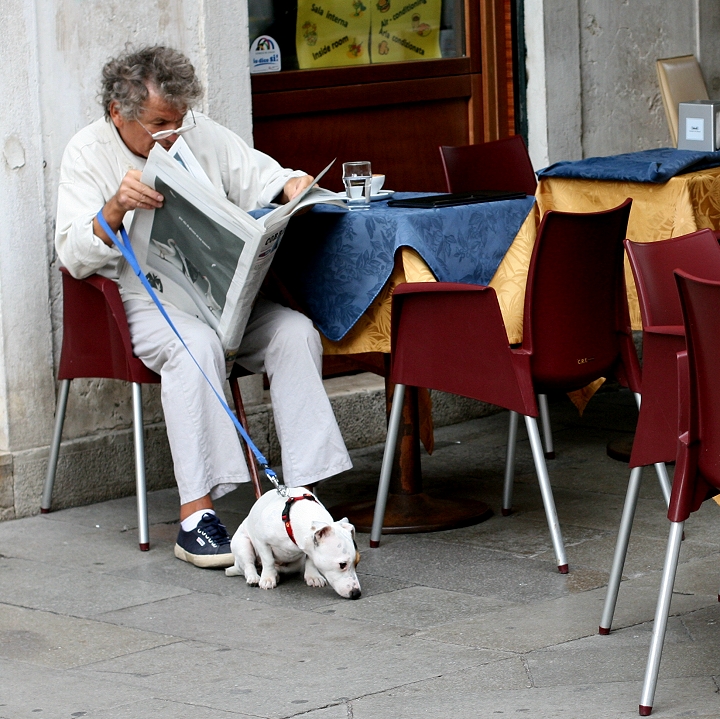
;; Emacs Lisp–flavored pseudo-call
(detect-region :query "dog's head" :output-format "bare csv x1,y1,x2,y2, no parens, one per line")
308,518,361,599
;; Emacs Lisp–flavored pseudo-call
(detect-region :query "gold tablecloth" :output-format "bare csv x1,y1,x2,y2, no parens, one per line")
536,167,720,330
322,166,720,354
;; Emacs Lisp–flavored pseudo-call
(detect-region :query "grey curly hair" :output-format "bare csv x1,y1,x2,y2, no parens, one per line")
100,45,203,120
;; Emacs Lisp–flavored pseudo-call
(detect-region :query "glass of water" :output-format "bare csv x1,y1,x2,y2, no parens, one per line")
342,161,372,210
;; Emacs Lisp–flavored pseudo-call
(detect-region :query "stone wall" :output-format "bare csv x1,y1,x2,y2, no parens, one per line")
0,1,253,519
525,0,720,167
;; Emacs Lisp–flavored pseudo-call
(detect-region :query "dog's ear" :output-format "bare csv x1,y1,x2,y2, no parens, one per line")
311,521,332,546
338,519,356,541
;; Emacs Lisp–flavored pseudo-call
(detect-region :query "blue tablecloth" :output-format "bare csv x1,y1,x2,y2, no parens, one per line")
275,193,535,342
537,148,720,184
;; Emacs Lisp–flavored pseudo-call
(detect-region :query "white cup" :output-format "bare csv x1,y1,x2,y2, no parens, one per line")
371,174,385,195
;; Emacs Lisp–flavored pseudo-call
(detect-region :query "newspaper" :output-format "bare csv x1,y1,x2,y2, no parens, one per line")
124,141,345,365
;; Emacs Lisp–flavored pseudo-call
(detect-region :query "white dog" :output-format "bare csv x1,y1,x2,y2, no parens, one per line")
226,487,361,599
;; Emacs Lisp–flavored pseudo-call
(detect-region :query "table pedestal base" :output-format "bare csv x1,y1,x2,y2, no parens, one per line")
607,433,633,463
330,492,493,537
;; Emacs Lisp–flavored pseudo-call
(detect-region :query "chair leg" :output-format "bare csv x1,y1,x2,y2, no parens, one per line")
131,383,150,551
599,465,644,634
538,393,555,459
525,415,568,573
502,410,519,515
229,375,263,500
639,520,685,716
41,379,71,513
653,463,672,507
370,383,406,548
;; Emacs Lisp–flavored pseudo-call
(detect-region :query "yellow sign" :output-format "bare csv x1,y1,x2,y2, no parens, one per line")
296,0,372,69
296,0,441,68
372,0,441,63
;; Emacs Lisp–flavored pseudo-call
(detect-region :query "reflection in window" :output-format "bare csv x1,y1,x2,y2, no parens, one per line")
249,0,464,71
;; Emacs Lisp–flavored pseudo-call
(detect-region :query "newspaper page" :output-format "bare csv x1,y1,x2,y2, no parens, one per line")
124,143,344,364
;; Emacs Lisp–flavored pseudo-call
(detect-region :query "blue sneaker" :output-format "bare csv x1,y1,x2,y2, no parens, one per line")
174,513,233,568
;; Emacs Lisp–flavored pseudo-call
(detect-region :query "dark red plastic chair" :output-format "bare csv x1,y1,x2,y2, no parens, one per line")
41,268,261,550
370,200,639,573
439,135,538,196
440,137,557,459
637,269,720,715
599,230,720,634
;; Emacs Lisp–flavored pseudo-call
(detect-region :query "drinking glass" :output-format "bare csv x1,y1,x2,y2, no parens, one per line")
342,161,372,210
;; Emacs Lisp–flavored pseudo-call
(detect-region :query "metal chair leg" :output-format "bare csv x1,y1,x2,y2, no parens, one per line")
370,383,406,548
538,393,555,459
131,383,150,551
525,415,568,573
599,465,644,634
639,520,685,716
653,462,672,507
502,410,519,515
41,379,71,513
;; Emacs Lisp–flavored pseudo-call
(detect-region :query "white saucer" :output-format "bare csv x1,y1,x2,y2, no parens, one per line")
340,190,395,202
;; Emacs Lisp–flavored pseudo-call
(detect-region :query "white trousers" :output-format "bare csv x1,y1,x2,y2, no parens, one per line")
124,297,352,505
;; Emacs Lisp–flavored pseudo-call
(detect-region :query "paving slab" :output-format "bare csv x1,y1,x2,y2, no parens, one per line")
111,548,412,609
0,604,178,669
0,658,162,719
89,699,256,718
81,632,503,719
0,513,169,571
301,677,720,719
0,556,190,617
322,585,513,628
416,582,717,654
356,534,586,602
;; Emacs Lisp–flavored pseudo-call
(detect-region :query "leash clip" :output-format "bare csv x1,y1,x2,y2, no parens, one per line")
262,465,288,497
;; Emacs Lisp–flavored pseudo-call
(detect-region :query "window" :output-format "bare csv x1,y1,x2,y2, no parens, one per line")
249,0,464,71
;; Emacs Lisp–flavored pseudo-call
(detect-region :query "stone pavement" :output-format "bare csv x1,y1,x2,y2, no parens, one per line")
1,387,719,718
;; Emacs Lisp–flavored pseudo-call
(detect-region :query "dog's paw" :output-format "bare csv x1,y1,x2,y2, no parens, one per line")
244,570,261,585
304,573,327,588
259,573,278,590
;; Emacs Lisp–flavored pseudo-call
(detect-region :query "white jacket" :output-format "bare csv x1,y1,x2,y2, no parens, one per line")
55,113,303,310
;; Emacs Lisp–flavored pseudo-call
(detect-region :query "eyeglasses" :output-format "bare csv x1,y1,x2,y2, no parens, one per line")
138,108,196,140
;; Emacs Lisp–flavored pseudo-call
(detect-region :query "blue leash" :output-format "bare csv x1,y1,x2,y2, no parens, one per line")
95,211,284,494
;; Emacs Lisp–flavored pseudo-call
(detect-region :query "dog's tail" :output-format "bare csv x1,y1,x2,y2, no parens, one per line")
225,564,243,577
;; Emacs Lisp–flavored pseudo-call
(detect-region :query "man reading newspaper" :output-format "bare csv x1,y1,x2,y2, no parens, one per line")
55,45,352,569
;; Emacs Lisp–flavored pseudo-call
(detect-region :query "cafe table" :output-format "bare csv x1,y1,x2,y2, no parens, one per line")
536,148,720,460
273,192,537,533
535,148,720,330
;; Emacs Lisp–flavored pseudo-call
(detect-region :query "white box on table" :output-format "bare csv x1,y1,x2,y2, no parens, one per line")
677,100,720,151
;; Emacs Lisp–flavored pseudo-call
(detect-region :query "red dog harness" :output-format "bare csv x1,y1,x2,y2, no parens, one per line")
282,493,319,546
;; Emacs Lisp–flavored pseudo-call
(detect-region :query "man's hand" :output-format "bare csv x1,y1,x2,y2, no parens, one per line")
94,170,164,246
279,174,314,204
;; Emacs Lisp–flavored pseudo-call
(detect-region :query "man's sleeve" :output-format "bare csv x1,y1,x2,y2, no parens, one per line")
55,146,121,280
215,124,306,209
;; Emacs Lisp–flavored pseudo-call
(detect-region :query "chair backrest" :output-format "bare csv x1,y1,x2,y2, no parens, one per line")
439,136,537,195
671,270,720,521
656,55,709,146
522,199,640,393
624,231,720,468
625,230,720,329
58,268,159,384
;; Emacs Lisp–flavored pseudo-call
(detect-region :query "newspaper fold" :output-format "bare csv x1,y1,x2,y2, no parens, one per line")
124,142,344,364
